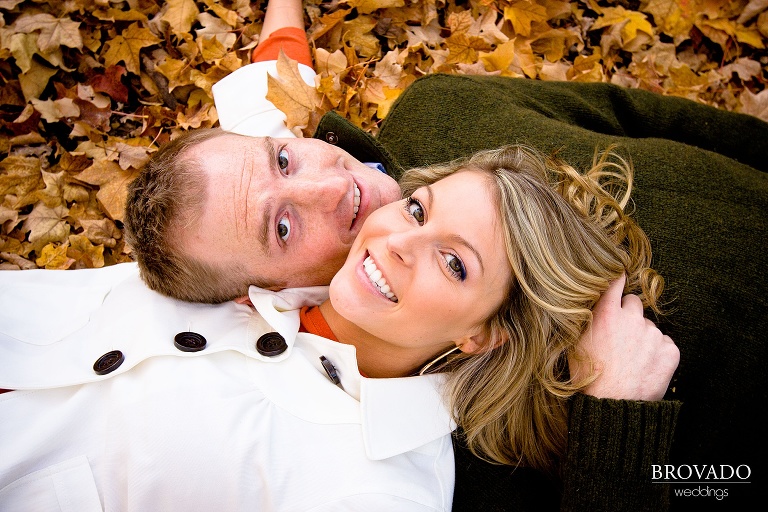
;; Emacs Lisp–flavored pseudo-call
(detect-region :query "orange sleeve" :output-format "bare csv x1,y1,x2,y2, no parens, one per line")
251,26,313,68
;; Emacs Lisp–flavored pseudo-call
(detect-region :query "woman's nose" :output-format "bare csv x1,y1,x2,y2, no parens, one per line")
386,229,419,267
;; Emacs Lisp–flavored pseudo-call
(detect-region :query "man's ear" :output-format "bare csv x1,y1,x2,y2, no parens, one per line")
455,328,508,354
234,296,253,307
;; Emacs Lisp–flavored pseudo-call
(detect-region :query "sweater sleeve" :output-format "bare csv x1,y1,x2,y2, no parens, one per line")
559,394,681,512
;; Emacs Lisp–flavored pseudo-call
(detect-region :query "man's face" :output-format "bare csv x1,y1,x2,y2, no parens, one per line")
181,133,402,291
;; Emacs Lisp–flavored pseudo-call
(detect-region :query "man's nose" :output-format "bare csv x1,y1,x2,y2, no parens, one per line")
290,174,348,212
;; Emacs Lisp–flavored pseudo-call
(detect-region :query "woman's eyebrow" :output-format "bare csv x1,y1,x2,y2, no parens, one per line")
426,183,485,273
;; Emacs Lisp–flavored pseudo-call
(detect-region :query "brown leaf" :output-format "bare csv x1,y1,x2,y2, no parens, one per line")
23,202,70,252
103,22,161,75
266,50,322,135
88,65,129,103
76,160,139,221
13,13,83,53
503,1,548,37
79,218,121,248
161,0,200,34
67,233,105,268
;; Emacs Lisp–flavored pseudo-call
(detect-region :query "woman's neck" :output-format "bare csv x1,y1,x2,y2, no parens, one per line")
318,300,434,378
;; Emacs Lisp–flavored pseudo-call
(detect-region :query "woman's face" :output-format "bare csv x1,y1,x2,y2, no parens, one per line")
329,170,513,354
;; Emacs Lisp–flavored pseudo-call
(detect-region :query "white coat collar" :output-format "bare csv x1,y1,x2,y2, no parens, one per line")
248,286,456,461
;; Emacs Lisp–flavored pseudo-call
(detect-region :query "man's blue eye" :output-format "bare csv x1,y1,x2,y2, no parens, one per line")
278,149,289,172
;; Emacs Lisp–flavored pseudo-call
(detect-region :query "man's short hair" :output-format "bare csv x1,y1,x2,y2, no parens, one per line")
124,128,258,304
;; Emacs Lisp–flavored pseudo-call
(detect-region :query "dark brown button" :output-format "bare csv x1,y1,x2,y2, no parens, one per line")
320,356,341,386
256,332,287,356
325,132,339,144
174,332,207,352
93,350,125,375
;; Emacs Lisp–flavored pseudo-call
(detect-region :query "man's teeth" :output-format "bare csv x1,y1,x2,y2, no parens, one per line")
353,183,360,219
363,256,397,302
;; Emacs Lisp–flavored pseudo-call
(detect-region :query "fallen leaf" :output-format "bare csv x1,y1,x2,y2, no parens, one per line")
161,0,200,34
266,50,322,135
13,13,83,53
36,241,75,269
23,202,70,253
103,22,161,75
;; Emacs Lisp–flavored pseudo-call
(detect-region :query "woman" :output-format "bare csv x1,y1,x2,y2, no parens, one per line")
0,144,672,510
316,144,666,476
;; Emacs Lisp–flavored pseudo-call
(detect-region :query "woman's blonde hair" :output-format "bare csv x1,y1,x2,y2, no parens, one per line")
399,145,663,476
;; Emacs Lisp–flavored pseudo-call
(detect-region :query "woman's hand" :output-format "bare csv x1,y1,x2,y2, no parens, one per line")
570,274,680,401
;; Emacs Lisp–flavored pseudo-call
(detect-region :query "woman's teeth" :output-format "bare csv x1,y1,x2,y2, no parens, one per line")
363,256,397,302
353,183,360,219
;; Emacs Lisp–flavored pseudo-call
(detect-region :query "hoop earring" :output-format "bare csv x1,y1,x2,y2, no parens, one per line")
418,346,461,376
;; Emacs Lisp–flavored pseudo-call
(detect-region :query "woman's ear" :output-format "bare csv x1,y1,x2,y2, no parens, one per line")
455,328,508,354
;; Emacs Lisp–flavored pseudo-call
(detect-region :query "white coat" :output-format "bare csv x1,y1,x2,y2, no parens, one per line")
0,264,456,510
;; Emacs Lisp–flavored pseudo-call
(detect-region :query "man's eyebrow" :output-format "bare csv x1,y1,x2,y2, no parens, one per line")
426,183,485,274
258,137,277,255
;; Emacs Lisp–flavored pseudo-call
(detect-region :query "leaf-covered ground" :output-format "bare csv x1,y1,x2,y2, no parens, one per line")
1,0,766,270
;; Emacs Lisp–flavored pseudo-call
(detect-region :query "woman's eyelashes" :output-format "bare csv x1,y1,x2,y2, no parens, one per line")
444,253,467,281
404,195,467,282
404,196,425,224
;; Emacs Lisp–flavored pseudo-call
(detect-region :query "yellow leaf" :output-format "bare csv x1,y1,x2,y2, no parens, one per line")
103,22,161,75
480,39,516,72
265,50,322,135
504,1,548,37
0,155,42,200
342,16,381,58
642,0,698,40
376,87,402,119
157,58,192,90
445,33,493,65
200,0,240,28
591,6,653,46
162,0,200,34
36,241,75,269
734,25,765,48
350,0,405,15
67,234,105,268
13,13,83,53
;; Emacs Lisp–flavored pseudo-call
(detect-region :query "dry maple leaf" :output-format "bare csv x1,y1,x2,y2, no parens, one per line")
76,160,140,222
13,13,83,53
103,22,162,75
22,202,70,253
266,50,322,136
162,0,201,35
504,1,548,38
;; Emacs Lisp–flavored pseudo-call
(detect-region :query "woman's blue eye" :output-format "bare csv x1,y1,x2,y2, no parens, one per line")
444,253,466,281
277,216,291,241
404,197,424,224
278,149,289,172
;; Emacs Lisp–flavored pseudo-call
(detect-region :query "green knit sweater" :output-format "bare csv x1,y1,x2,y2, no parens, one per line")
314,75,767,510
